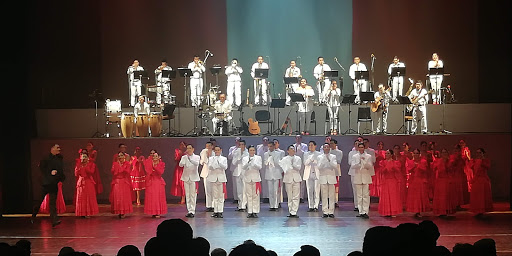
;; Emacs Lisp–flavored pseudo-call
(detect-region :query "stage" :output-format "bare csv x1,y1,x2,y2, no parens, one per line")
1,202,512,255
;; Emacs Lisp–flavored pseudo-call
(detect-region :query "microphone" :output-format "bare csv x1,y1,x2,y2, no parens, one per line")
206,50,214,57
371,54,376,59
296,56,301,59
334,57,338,61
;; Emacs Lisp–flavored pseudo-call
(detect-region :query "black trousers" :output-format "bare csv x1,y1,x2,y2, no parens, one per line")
32,185,58,222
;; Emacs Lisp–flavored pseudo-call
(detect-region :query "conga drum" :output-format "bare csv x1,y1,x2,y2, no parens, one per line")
136,113,150,137
121,113,135,138
149,112,162,137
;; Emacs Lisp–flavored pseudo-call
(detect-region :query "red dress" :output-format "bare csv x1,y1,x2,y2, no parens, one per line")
75,162,99,216
406,158,430,213
396,153,410,207
144,160,168,215
470,159,493,214
170,148,186,196
370,150,386,197
378,160,403,216
449,155,466,207
39,182,66,214
432,158,456,215
89,150,103,194
110,161,134,214
130,155,146,191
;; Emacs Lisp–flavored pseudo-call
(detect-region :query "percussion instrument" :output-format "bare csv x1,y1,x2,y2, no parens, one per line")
163,95,176,105
215,112,226,120
105,99,122,122
149,112,162,137
136,113,150,137
147,85,158,93
120,113,135,138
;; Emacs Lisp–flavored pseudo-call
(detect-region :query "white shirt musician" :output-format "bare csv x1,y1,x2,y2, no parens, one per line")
263,141,284,210
349,57,368,103
207,146,228,217
279,146,303,217
387,56,406,101
374,84,391,134
229,140,249,210
428,53,444,104
316,143,338,217
303,141,321,211
325,80,341,135
349,142,375,218
295,78,315,135
241,146,263,217
250,56,270,105
179,144,200,217
285,60,301,105
408,80,429,134
199,142,214,211
225,58,243,107
188,55,206,107
228,137,240,202
313,57,331,104
212,94,232,135
133,95,150,119
127,59,145,107
154,60,173,105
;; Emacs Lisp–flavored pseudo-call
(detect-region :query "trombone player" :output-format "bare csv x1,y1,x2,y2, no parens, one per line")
225,58,243,107
188,55,206,107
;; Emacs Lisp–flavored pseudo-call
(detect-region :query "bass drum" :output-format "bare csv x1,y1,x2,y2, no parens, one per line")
149,112,162,137
120,113,135,138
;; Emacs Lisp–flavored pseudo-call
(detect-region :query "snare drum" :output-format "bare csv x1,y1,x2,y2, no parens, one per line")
105,99,122,122
136,113,150,137
149,112,162,137
120,113,135,138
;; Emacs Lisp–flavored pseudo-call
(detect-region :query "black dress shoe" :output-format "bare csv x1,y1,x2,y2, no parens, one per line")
322,214,329,218
185,213,194,218
206,208,214,212
247,213,253,218
362,214,369,219
356,214,363,218
354,208,359,211
218,213,223,218
211,213,218,218
253,213,258,218
307,208,314,212
314,208,319,212
329,214,335,218
52,220,62,227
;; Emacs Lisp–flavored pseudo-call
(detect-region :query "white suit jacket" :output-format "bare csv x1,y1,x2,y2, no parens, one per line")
348,152,375,184
229,148,248,177
241,155,262,183
279,155,302,184
207,155,228,183
264,150,284,180
317,153,338,185
199,148,213,178
303,151,321,180
330,148,343,176
179,154,200,182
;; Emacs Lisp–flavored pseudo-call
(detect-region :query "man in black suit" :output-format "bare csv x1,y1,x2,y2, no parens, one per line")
31,144,66,227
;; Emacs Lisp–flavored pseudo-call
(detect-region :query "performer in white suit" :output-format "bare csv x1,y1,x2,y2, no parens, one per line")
326,80,341,135
264,141,284,211
279,145,302,218
179,144,200,218
229,140,249,211
303,141,321,212
212,94,233,135
188,55,206,107
225,58,243,107
387,56,405,101
250,56,270,105
199,141,214,212
317,143,338,218
313,56,331,104
285,60,301,105
242,145,263,218
349,142,375,218
207,145,228,218
228,137,241,203
349,57,368,104
408,80,429,134
329,139,343,207
293,135,308,201
428,53,444,104
295,78,315,135
348,140,360,211
154,59,173,105
127,59,145,107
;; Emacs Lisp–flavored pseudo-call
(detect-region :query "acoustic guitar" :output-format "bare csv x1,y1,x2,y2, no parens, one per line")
370,87,391,112
246,88,261,135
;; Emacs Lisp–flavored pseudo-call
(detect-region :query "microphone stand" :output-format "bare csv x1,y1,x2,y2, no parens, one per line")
370,55,376,91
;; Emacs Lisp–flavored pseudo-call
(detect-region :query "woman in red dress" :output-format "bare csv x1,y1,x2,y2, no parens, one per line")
75,152,99,217
144,152,167,217
370,141,386,197
130,147,146,205
86,142,103,195
110,152,133,218
378,149,402,217
432,149,456,217
171,141,187,204
406,149,430,217
449,145,466,210
470,148,493,216
459,140,473,194
393,144,407,208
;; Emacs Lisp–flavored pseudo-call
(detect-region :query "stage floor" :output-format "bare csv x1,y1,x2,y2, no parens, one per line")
1,202,511,256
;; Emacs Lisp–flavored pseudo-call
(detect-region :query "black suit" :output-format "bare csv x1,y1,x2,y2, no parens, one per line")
32,153,66,223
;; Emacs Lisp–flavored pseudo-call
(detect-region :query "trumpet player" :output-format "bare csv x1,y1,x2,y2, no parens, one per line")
387,56,405,101
284,60,301,105
225,58,243,107
313,57,331,104
250,56,270,105
374,84,391,134
296,78,315,135
188,55,206,107
349,57,368,104
408,80,429,134
326,80,341,135
154,59,173,105
127,59,145,107
428,53,444,104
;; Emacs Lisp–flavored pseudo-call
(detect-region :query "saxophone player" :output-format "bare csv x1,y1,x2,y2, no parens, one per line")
188,55,206,107
154,59,173,106
225,58,243,107
349,56,368,104
284,60,301,105
250,56,270,106
127,59,145,107
326,80,341,135
313,57,331,104
295,78,315,135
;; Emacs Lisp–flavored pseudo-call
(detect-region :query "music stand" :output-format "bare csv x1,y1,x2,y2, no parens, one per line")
283,77,299,84
341,94,357,134
133,70,149,96
178,68,192,107
393,96,412,135
354,70,370,92
162,104,178,136
270,99,286,135
289,93,305,134
255,68,269,105
324,70,339,79
429,67,444,104
390,67,406,98
210,66,222,89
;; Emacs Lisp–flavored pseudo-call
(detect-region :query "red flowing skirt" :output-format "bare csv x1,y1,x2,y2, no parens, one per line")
144,182,168,215
170,166,185,197
378,178,402,216
369,167,381,197
432,177,456,215
130,169,146,191
450,174,465,207
406,179,430,213
40,182,66,214
110,179,134,214
470,176,493,214
75,180,99,216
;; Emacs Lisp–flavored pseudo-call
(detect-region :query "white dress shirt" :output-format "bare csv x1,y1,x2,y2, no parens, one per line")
303,151,321,180
188,61,205,79
225,65,243,82
349,63,368,80
409,88,429,106
326,88,341,107
295,86,315,112
134,102,150,118
285,67,301,78
387,62,405,76
179,153,200,182
313,64,331,80
251,62,269,78
207,155,228,183
264,149,285,180
316,153,338,184
348,152,375,184
242,155,262,182
199,148,213,178
127,66,145,82
279,155,303,183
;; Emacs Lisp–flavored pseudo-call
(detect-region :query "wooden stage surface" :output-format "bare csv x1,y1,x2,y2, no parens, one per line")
1,201,511,256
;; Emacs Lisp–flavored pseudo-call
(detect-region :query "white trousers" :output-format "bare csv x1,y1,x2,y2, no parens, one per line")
184,181,197,214
321,79,331,103
227,80,242,107
306,178,320,209
254,79,268,105
190,78,203,107
351,176,358,208
267,179,280,209
244,182,260,214
202,177,213,208
375,108,388,133
412,105,427,133
212,116,232,135
286,83,299,105
299,112,311,132
430,75,443,104
234,175,246,209
327,106,339,131
212,181,225,213
353,80,368,103
391,77,404,100
355,184,370,215
130,82,142,107
156,80,171,105
321,184,336,214
285,182,301,215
